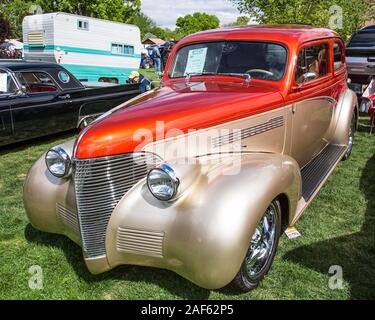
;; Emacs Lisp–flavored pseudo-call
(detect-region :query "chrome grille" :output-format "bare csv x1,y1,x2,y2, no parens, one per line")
117,227,164,257
74,152,161,258
56,203,80,236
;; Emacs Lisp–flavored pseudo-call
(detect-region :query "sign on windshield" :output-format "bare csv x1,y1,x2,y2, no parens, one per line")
184,48,208,76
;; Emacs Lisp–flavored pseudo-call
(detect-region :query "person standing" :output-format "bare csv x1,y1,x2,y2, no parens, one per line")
152,45,162,77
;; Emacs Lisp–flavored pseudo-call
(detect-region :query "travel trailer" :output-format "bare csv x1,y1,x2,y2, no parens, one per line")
23,13,142,84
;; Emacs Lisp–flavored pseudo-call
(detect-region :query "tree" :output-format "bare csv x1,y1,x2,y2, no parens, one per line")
231,0,371,40
225,16,250,26
1,0,141,38
0,13,11,42
176,12,220,36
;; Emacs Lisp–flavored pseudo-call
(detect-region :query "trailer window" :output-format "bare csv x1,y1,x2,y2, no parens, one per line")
78,20,89,31
111,43,134,56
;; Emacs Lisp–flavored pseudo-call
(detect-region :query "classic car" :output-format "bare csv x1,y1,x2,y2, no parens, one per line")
24,25,358,291
0,62,141,147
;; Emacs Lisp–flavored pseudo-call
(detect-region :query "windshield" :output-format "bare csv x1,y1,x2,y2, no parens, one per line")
348,32,375,47
169,41,287,81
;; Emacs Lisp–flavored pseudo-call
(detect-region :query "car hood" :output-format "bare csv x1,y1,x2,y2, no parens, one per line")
75,80,285,159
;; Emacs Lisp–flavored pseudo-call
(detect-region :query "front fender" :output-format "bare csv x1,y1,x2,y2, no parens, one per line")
23,139,81,245
106,152,301,289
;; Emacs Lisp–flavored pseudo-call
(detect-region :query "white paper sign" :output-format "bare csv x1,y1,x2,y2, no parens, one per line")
184,48,208,76
0,73,8,93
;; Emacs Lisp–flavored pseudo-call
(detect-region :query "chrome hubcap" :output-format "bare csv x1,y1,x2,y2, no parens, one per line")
245,203,278,279
348,122,354,151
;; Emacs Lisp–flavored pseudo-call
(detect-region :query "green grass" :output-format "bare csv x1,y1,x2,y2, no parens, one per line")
0,117,374,300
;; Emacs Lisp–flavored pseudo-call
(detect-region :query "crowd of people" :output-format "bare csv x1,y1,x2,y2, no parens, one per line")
0,48,22,60
140,42,176,77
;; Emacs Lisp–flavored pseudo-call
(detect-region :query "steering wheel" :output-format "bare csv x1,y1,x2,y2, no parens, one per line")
246,69,275,77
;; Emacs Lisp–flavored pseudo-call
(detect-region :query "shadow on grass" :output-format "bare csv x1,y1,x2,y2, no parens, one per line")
24,224,210,299
0,130,76,157
283,153,375,299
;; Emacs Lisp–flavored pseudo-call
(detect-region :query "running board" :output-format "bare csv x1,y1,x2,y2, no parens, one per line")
301,145,347,201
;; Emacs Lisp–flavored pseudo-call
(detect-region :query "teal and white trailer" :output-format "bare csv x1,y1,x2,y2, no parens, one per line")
23,12,142,84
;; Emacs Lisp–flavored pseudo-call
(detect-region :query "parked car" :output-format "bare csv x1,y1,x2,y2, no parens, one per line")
24,25,358,292
346,25,375,95
0,62,141,146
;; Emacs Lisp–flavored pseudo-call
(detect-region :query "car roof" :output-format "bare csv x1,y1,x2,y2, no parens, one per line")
178,24,340,47
0,61,61,71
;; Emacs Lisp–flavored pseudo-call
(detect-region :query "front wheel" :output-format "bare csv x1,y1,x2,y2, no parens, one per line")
231,199,282,292
342,114,356,161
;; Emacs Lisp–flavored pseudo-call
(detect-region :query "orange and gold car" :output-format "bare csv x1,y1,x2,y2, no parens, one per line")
24,25,358,291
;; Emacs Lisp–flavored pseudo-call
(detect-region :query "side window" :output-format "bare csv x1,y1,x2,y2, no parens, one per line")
14,72,58,94
0,70,17,94
333,42,344,71
111,43,134,56
78,20,89,31
295,43,329,84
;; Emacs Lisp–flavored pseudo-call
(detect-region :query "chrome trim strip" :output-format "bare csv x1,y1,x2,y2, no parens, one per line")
212,116,284,148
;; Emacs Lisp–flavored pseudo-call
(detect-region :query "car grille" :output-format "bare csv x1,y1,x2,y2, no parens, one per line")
74,152,161,258
117,227,165,258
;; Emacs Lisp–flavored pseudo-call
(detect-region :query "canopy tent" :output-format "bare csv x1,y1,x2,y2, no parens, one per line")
0,39,23,50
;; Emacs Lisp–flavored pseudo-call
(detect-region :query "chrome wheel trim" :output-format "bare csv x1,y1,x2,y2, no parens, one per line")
345,117,355,157
348,120,354,152
245,202,278,280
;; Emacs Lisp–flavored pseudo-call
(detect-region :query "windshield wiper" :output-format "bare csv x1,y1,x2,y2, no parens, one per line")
215,73,252,82
185,72,251,83
185,72,216,82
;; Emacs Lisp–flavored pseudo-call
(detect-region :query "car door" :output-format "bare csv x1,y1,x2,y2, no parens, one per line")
290,41,336,168
10,70,76,142
0,69,17,146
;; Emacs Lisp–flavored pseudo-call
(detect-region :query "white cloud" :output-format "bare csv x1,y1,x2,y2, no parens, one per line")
141,0,241,29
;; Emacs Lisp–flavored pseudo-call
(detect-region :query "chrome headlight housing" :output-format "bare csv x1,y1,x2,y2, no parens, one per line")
45,147,72,178
147,163,180,201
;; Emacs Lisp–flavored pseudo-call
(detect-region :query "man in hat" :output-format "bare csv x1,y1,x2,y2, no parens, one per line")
128,71,154,93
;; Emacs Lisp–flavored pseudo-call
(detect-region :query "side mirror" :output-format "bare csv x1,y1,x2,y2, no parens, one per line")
10,86,27,97
292,72,318,92
20,85,27,94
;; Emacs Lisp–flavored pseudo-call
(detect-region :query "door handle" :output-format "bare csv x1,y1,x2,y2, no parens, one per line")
58,94,71,100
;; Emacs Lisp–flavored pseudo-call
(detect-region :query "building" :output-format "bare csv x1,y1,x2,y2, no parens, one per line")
142,37,165,48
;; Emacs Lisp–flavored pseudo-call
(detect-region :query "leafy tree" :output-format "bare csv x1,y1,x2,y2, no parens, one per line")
231,0,371,40
176,12,220,36
1,0,141,38
0,13,11,42
225,15,250,26
131,12,182,41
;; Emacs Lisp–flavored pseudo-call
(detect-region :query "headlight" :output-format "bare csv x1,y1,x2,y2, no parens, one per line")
147,163,180,201
45,147,71,178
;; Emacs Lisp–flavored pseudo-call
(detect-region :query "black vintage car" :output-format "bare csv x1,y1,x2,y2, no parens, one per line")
0,62,141,146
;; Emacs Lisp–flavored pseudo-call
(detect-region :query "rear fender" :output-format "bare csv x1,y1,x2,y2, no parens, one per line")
331,88,358,146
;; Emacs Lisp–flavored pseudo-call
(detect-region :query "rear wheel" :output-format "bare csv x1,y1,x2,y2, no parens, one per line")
342,114,356,161
231,199,282,292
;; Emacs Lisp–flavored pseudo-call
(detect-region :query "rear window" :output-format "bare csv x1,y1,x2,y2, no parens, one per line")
347,32,375,47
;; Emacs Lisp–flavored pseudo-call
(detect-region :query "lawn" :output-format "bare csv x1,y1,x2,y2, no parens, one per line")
0,116,374,300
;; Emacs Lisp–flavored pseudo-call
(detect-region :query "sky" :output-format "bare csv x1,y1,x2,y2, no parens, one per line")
141,0,241,29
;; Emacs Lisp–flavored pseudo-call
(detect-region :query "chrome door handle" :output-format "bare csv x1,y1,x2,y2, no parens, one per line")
58,94,71,100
